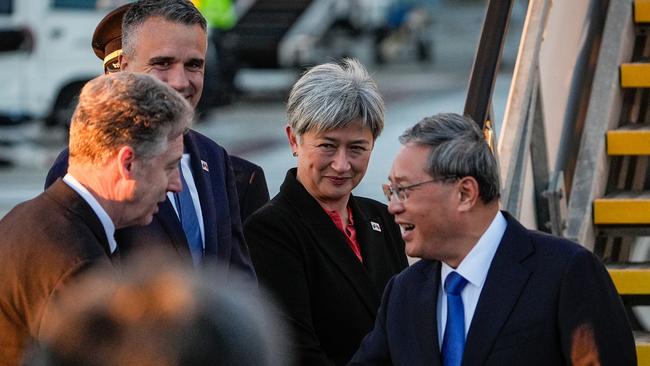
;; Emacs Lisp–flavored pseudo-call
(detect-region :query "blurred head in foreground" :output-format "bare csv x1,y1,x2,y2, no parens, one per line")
30,249,287,366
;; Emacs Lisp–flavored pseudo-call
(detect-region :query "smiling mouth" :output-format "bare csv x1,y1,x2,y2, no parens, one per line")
399,224,415,234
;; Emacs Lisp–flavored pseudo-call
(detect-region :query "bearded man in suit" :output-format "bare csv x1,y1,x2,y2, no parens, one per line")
0,72,192,366
350,113,636,366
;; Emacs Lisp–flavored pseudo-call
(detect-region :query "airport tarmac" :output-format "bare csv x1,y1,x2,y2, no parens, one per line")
0,2,521,216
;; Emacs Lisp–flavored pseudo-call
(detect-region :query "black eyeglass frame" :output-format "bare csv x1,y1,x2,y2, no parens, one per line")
382,176,459,202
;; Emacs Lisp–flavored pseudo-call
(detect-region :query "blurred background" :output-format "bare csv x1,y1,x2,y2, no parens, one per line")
0,0,525,216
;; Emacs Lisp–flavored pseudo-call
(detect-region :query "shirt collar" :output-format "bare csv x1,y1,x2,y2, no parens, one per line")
167,152,191,216
324,206,354,228
62,173,117,254
441,211,507,288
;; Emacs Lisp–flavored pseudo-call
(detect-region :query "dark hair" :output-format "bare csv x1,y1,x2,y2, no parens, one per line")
399,113,500,203
122,0,207,57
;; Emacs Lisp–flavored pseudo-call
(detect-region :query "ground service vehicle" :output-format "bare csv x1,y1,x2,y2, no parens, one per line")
0,0,121,127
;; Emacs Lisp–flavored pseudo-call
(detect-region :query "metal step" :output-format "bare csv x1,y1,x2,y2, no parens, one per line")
609,268,650,364
637,0,650,23
608,265,650,295
621,63,650,88
607,123,650,155
594,191,650,224
638,332,650,366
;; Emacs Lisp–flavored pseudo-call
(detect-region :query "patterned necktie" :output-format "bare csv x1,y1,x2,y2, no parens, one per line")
442,271,469,366
175,167,202,266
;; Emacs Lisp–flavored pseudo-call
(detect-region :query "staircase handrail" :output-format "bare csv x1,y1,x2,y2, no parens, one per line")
498,0,550,215
464,0,514,129
565,0,635,247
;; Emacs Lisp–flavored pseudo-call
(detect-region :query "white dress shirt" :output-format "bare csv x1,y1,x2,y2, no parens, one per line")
63,174,117,254
436,211,507,348
167,153,205,248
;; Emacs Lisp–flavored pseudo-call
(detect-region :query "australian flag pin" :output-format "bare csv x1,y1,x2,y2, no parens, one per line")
201,160,209,172
371,221,381,232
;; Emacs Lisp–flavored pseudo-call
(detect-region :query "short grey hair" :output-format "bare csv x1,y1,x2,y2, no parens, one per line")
399,113,500,203
69,72,193,165
287,58,384,140
122,0,207,58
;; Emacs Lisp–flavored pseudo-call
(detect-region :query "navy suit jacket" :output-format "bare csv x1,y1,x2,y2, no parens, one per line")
349,212,636,366
230,155,270,220
45,130,257,281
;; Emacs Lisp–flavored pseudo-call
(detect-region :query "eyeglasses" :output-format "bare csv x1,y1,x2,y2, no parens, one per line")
382,176,457,202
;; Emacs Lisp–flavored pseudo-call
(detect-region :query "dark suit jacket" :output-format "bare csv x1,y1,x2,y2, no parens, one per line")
244,169,408,366
349,212,636,366
230,155,270,219
0,180,113,366
44,130,258,281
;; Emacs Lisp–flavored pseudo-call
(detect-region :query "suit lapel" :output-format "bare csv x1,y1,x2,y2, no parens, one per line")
350,198,392,303
413,261,443,364
47,180,111,256
183,133,220,259
281,169,380,315
462,212,534,366
156,199,192,258
304,213,380,315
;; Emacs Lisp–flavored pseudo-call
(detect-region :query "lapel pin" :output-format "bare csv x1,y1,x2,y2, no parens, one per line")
201,160,209,172
371,221,381,232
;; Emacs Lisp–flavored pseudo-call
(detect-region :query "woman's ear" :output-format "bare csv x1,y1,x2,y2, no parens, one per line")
285,125,299,155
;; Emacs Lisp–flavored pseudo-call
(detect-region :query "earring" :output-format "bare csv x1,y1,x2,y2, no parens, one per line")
292,151,298,157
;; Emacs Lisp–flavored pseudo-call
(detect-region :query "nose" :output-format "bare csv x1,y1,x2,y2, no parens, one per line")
331,149,351,173
165,65,190,94
387,196,404,215
168,167,182,194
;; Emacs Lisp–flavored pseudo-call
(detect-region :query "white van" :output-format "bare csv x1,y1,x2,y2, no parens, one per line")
0,0,122,127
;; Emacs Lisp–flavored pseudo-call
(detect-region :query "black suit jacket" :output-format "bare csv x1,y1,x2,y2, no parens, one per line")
230,155,270,219
0,180,113,366
349,212,636,366
244,169,408,366
44,130,259,281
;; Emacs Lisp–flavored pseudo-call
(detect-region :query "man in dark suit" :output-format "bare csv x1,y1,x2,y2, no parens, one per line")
350,113,636,366
44,0,267,279
0,72,192,366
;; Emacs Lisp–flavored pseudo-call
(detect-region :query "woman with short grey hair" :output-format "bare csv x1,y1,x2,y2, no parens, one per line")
244,59,407,365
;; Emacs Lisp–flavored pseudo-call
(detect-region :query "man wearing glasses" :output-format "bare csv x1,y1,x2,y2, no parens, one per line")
351,113,635,365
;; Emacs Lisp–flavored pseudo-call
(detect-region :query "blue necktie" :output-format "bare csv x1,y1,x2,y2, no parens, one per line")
175,167,203,265
442,271,469,366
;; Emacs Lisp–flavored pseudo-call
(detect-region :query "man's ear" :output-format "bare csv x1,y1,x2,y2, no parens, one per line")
285,125,299,155
119,53,128,71
457,176,480,212
116,146,136,180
